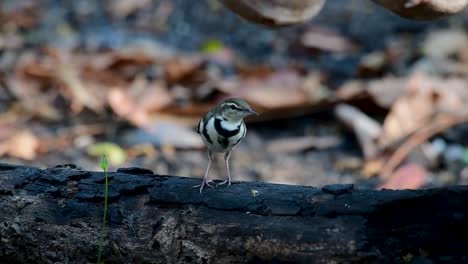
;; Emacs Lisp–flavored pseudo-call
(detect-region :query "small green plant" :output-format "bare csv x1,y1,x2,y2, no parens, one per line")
97,154,109,264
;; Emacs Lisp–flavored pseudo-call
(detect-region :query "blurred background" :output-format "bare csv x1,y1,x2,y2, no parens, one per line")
1,0,468,189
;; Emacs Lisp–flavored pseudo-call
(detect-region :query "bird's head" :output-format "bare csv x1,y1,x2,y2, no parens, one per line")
217,98,257,121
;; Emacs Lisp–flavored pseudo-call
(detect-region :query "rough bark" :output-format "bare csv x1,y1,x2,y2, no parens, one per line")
0,163,467,263
220,0,468,26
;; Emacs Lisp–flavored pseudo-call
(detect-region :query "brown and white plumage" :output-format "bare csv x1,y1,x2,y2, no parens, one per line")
195,98,257,193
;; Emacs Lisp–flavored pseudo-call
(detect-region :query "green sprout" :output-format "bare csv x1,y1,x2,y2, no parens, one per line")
97,154,109,264
201,39,224,54
251,189,259,197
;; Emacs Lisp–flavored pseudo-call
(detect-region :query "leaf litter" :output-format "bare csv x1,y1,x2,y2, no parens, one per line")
1,0,468,189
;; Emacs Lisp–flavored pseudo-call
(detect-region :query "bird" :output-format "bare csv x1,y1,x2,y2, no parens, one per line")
195,98,257,193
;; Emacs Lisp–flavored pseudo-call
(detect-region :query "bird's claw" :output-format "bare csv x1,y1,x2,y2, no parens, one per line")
216,180,231,187
193,179,214,193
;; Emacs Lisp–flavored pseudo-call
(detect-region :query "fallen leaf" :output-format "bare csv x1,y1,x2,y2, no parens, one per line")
221,0,326,26
8,53,62,120
238,65,274,79
51,50,104,113
335,80,366,101
108,77,173,126
218,71,310,109
423,29,468,59
3,1,41,29
138,81,173,112
378,163,427,190
164,56,204,84
107,0,152,18
84,46,159,73
0,130,39,160
366,77,406,109
379,73,467,147
301,26,358,54
335,77,406,109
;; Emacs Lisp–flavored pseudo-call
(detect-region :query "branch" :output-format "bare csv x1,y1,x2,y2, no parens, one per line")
0,163,467,263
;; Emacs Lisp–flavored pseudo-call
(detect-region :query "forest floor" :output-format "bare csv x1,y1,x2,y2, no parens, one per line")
1,0,468,189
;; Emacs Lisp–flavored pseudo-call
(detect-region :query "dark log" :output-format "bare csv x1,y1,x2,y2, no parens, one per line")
0,163,467,263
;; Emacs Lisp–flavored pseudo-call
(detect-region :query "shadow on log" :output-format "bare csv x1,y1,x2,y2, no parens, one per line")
0,163,467,263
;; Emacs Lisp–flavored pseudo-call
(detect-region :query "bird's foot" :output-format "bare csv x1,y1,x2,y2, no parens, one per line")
193,179,215,193
216,179,231,187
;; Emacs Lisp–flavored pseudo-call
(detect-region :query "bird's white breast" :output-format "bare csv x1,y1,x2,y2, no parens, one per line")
219,120,240,131
200,117,246,152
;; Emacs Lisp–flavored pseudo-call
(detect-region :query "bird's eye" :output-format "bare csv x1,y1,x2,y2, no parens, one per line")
230,105,236,110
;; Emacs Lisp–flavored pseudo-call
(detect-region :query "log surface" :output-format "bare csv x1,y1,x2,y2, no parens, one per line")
0,163,467,263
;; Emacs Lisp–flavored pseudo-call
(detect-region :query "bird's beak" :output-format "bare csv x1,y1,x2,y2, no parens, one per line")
244,108,258,116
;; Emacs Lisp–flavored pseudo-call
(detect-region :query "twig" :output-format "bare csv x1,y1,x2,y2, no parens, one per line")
335,104,382,159
380,114,468,179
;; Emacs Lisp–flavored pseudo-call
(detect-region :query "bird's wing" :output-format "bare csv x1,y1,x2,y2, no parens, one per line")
197,108,215,134
197,118,202,134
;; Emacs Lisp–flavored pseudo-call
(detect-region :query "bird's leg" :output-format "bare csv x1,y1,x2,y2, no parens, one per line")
194,151,215,193
217,151,232,187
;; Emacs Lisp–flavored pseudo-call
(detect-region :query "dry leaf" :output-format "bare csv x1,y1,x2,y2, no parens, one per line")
108,78,173,126
3,1,41,29
379,73,467,147
367,77,406,109
138,81,173,112
335,77,406,109
335,80,367,101
8,53,62,120
423,29,468,59
221,0,326,26
108,87,147,126
83,47,158,73
51,51,104,113
378,163,427,190
164,56,204,84
0,130,39,160
301,27,358,54
107,0,152,18
218,71,309,109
